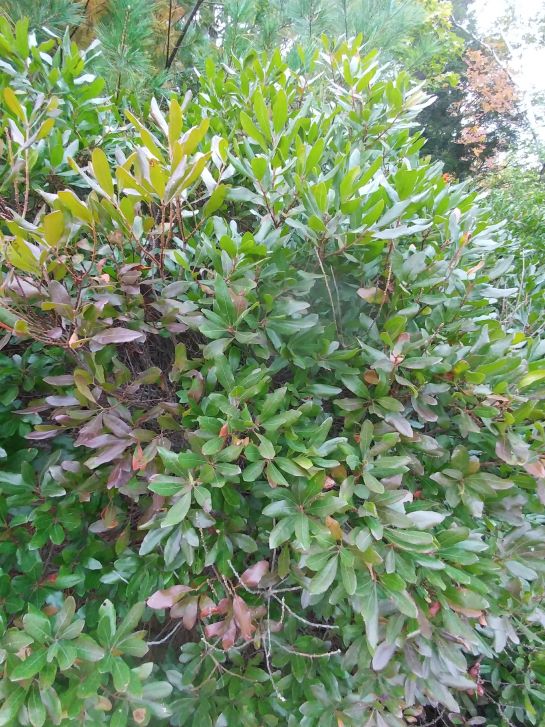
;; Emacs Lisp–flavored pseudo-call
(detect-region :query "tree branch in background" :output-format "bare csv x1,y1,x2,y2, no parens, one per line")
70,0,91,38
165,0,206,70
166,0,173,66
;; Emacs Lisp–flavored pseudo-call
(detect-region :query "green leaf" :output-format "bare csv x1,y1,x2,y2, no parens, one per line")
260,387,287,421
0,686,25,726
202,436,225,456
115,602,145,642
359,579,379,649
161,492,192,527
40,687,62,725
506,560,538,581
384,529,435,551
111,657,131,692
243,460,265,482
341,559,357,596
269,516,295,548
23,612,51,644
28,685,46,727
253,90,271,141
74,634,105,662
240,111,267,149
214,276,236,325
54,597,76,638
57,190,93,224
257,435,275,460
309,556,338,594
519,370,545,388
10,649,47,681
272,88,288,133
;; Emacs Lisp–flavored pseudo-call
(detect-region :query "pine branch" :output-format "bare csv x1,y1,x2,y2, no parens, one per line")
165,0,206,70
70,0,91,38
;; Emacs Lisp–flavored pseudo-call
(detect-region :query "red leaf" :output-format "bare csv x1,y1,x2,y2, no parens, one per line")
384,413,413,438
170,596,199,629
45,395,79,407
222,617,237,649
132,444,147,471
200,597,230,618
204,620,225,639
232,595,255,641
525,460,545,478
84,439,132,469
26,428,62,440
91,327,145,346
323,476,336,490
146,585,192,610
107,457,132,489
240,560,269,588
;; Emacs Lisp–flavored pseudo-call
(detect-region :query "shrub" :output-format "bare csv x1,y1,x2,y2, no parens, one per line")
1,26,545,727
483,165,545,337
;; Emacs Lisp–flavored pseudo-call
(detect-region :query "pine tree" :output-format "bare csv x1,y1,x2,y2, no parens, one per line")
350,0,426,56
0,0,84,38
95,0,163,100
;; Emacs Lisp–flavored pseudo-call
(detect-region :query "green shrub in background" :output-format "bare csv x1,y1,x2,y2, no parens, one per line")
483,165,545,338
0,20,545,727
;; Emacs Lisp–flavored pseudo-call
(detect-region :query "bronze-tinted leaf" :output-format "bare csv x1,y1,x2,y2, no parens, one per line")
240,560,269,588
146,585,192,610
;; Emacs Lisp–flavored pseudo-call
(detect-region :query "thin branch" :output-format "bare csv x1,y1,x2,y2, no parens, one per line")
165,0,206,70
166,0,173,66
147,620,182,646
272,595,339,630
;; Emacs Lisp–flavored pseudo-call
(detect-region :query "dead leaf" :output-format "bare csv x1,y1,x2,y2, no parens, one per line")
325,515,343,540
357,286,388,304
232,595,255,641
240,560,269,588
146,585,192,610
364,370,380,384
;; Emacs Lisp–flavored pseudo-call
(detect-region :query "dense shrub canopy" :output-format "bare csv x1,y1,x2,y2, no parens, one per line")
0,20,545,727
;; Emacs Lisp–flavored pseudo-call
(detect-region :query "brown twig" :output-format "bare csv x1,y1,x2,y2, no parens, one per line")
165,0,206,70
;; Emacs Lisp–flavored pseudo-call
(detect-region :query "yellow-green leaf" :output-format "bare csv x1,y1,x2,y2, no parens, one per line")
240,111,267,150
43,210,65,247
3,87,25,122
7,237,40,274
74,368,96,403
91,148,114,197
36,117,55,140
58,191,93,225
519,370,545,388
125,110,165,162
168,98,183,148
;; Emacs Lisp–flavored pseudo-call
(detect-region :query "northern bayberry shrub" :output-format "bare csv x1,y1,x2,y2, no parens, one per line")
1,26,545,727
